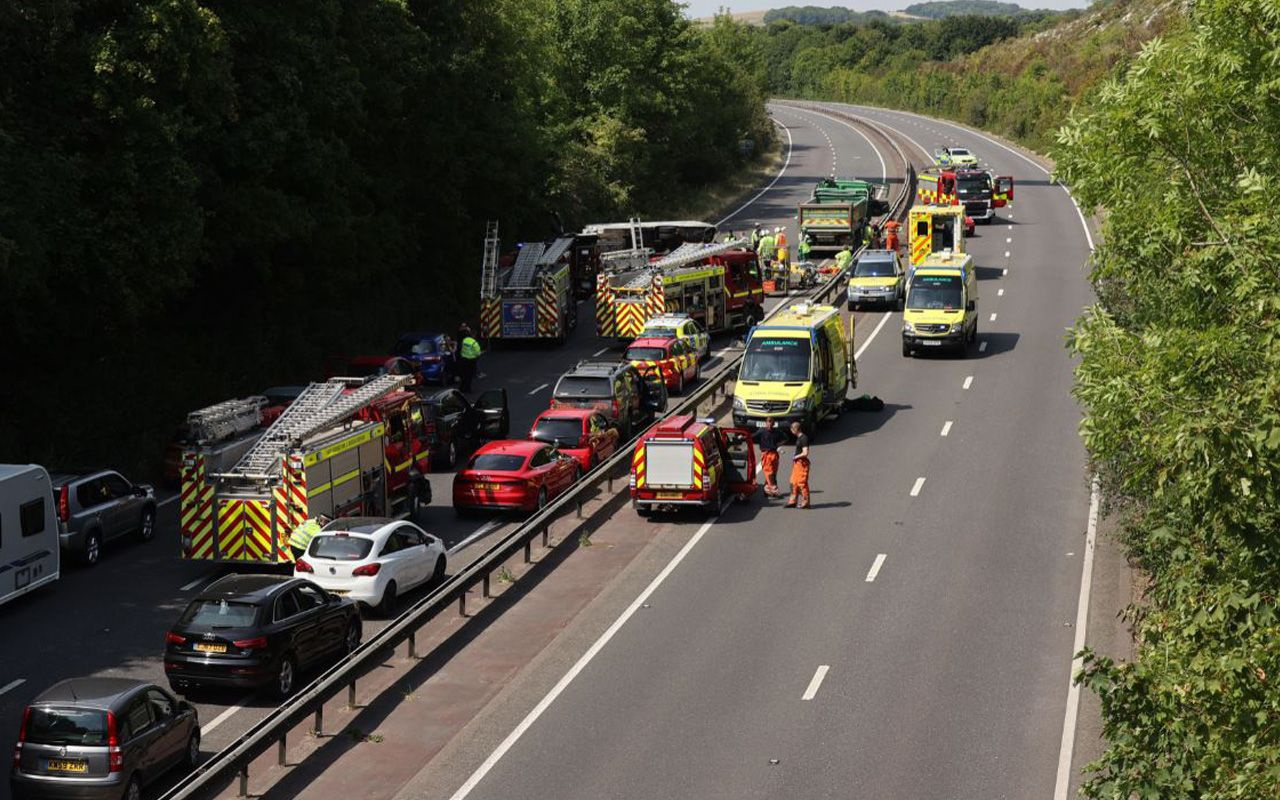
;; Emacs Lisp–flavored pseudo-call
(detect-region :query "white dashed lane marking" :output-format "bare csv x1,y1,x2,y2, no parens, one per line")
909,477,926,497
940,421,953,437
865,554,887,582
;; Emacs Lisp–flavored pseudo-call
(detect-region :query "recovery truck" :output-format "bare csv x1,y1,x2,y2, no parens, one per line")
595,233,765,341
798,177,876,252
179,374,433,564
630,415,757,516
479,222,579,344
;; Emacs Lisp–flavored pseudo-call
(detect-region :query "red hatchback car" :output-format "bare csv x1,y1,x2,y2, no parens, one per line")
453,440,581,514
625,337,699,394
528,408,620,472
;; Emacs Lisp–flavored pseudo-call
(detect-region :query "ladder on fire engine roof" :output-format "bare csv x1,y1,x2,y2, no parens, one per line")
480,220,500,299
619,238,750,289
506,242,548,289
228,373,412,477
537,237,574,269
186,396,267,444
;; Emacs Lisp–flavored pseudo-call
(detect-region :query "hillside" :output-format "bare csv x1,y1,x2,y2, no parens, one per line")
903,1,1027,17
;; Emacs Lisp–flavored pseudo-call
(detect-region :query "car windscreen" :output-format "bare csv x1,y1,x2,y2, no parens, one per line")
951,149,971,157
531,418,583,445
908,275,964,310
393,338,437,357
640,326,676,339
957,177,990,194
24,707,110,746
179,599,259,628
854,258,895,277
740,337,812,382
309,536,374,561
626,347,667,361
468,454,527,472
554,376,612,399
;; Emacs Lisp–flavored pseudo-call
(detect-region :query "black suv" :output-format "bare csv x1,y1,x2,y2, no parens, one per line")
419,388,510,469
551,361,667,439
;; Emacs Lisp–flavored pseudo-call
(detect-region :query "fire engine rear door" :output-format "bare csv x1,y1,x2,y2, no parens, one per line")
721,428,758,495
644,441,695,488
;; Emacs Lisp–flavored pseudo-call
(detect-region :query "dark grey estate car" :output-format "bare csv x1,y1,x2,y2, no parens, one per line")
50,471,156,566
10,677,199,800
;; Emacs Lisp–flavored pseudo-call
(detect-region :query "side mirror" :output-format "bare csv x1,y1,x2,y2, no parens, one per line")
966,300,976,312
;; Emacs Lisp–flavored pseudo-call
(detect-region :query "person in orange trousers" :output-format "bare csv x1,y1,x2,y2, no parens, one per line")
786,421,811,509
753,417,784,497
885,219,901,252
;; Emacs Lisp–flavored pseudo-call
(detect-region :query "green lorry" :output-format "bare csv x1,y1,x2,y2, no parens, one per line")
798,178,881,252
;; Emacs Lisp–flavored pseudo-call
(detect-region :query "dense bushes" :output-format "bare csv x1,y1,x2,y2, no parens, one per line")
0,0,769,475
1058,1,1280,794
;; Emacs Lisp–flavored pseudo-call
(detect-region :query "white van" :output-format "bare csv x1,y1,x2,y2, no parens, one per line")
0,464,61,607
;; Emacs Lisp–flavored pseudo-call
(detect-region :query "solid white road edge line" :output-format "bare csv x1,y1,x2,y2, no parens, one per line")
802,665,830,701
448,516,722,800
940,421,953,437
449,520,503,556
715,114,795,227
201,695,253,736
0,679,26,697
527,383,549,396
865,554,887,582
1053,477,1100,800
909,478,926,497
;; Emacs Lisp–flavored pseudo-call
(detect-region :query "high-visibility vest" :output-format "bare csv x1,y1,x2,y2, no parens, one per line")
289,519,322,552
835,250,853,270
460,336,482,360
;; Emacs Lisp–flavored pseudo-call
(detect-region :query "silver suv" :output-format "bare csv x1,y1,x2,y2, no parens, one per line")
10,677,199,800
50,471,156,566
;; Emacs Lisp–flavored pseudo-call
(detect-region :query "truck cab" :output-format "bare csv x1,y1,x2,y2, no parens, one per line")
902,253,978,357
629,416,757,515
732,303,853,435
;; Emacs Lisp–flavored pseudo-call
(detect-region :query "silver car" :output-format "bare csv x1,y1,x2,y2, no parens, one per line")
50,471,156,566
10,677,199,800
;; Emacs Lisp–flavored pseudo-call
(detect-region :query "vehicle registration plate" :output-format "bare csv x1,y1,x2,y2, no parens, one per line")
656,491,685,500
920,339,943,347
195,643,227,654
472,483,500,491
48,759,88,773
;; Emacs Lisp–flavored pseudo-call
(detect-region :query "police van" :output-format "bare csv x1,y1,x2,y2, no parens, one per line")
732,303,855,435
0,464,60,607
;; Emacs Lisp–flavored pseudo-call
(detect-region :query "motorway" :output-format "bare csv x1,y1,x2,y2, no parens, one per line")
414,103,1099,800
0,102,901,799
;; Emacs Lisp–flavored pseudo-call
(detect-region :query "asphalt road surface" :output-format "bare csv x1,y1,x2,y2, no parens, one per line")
431,102,1098,800
0,101,900,799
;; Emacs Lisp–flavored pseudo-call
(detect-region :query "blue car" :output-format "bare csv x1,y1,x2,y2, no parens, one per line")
392,332,457,385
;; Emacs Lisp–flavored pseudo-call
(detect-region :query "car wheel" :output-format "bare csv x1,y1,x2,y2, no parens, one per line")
122,775,142,800
902,341,911,358
344,617,362,654
675,373,685,395
536,487,548,511
847,301,855,312
82,529,102,567
274,655,297,700
588,453,599,471
896,294,905,312
430,555,446,585
635,502,652,517
378,582,398,618
183,730,201,770
138,506,156,542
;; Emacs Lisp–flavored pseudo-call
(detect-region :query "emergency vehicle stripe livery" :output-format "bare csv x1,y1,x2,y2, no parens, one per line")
912,231,932,265
692,446,705,489
536,277,560,337
180,454,215,560
595,274,616,337
480,297,501,339
648,275,665,320
632,446,646,489
616,302,647,338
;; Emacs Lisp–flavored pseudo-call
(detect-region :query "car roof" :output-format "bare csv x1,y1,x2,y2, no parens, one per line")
34,677,148,708
323,516,396,535
628,337,675,348
49,470,115,486
473,439,545,457
644,315,691,326
535,407,593,420
564,360,628,376
858,250,896,260
199,574,295,601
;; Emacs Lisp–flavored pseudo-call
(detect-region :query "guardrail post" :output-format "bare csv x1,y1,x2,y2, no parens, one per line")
238,766,249,797
576,500,583,519
313,707,323,736
542,527,549,547
278,735,287,766
347,681,356,708
408,631,417,659
483,573,491,598
607,476,613,492
459,593,467,616
524,540,532,563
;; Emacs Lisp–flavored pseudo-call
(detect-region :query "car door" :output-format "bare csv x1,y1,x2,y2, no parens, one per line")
293,583,341,660
475,389,510,438
553,452,578,493
721,428,758,496
588,413,615,460
439,391,466,447
120,694,160,780
397,526,432,588
74,476,110,536
274,589,319,667
145,688,188,771
100,473,139,540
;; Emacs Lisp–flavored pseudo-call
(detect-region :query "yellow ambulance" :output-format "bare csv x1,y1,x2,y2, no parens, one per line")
732,303,854,434
901,251,978,357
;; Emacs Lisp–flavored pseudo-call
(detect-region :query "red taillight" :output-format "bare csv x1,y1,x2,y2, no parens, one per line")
13,706,31,768
352,563,381,577
106,711,122,772
165,631,186,645
294,558,314,573
57,486,69,523
233,636,268,650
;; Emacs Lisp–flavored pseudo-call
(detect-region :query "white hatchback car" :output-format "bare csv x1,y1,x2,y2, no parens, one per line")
294,517,447,617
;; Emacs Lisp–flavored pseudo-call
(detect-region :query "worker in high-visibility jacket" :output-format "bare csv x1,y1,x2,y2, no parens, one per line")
797,234,812,263
458,323,482,393
757,230,776,268
835,245,854,273
289,514,330,560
